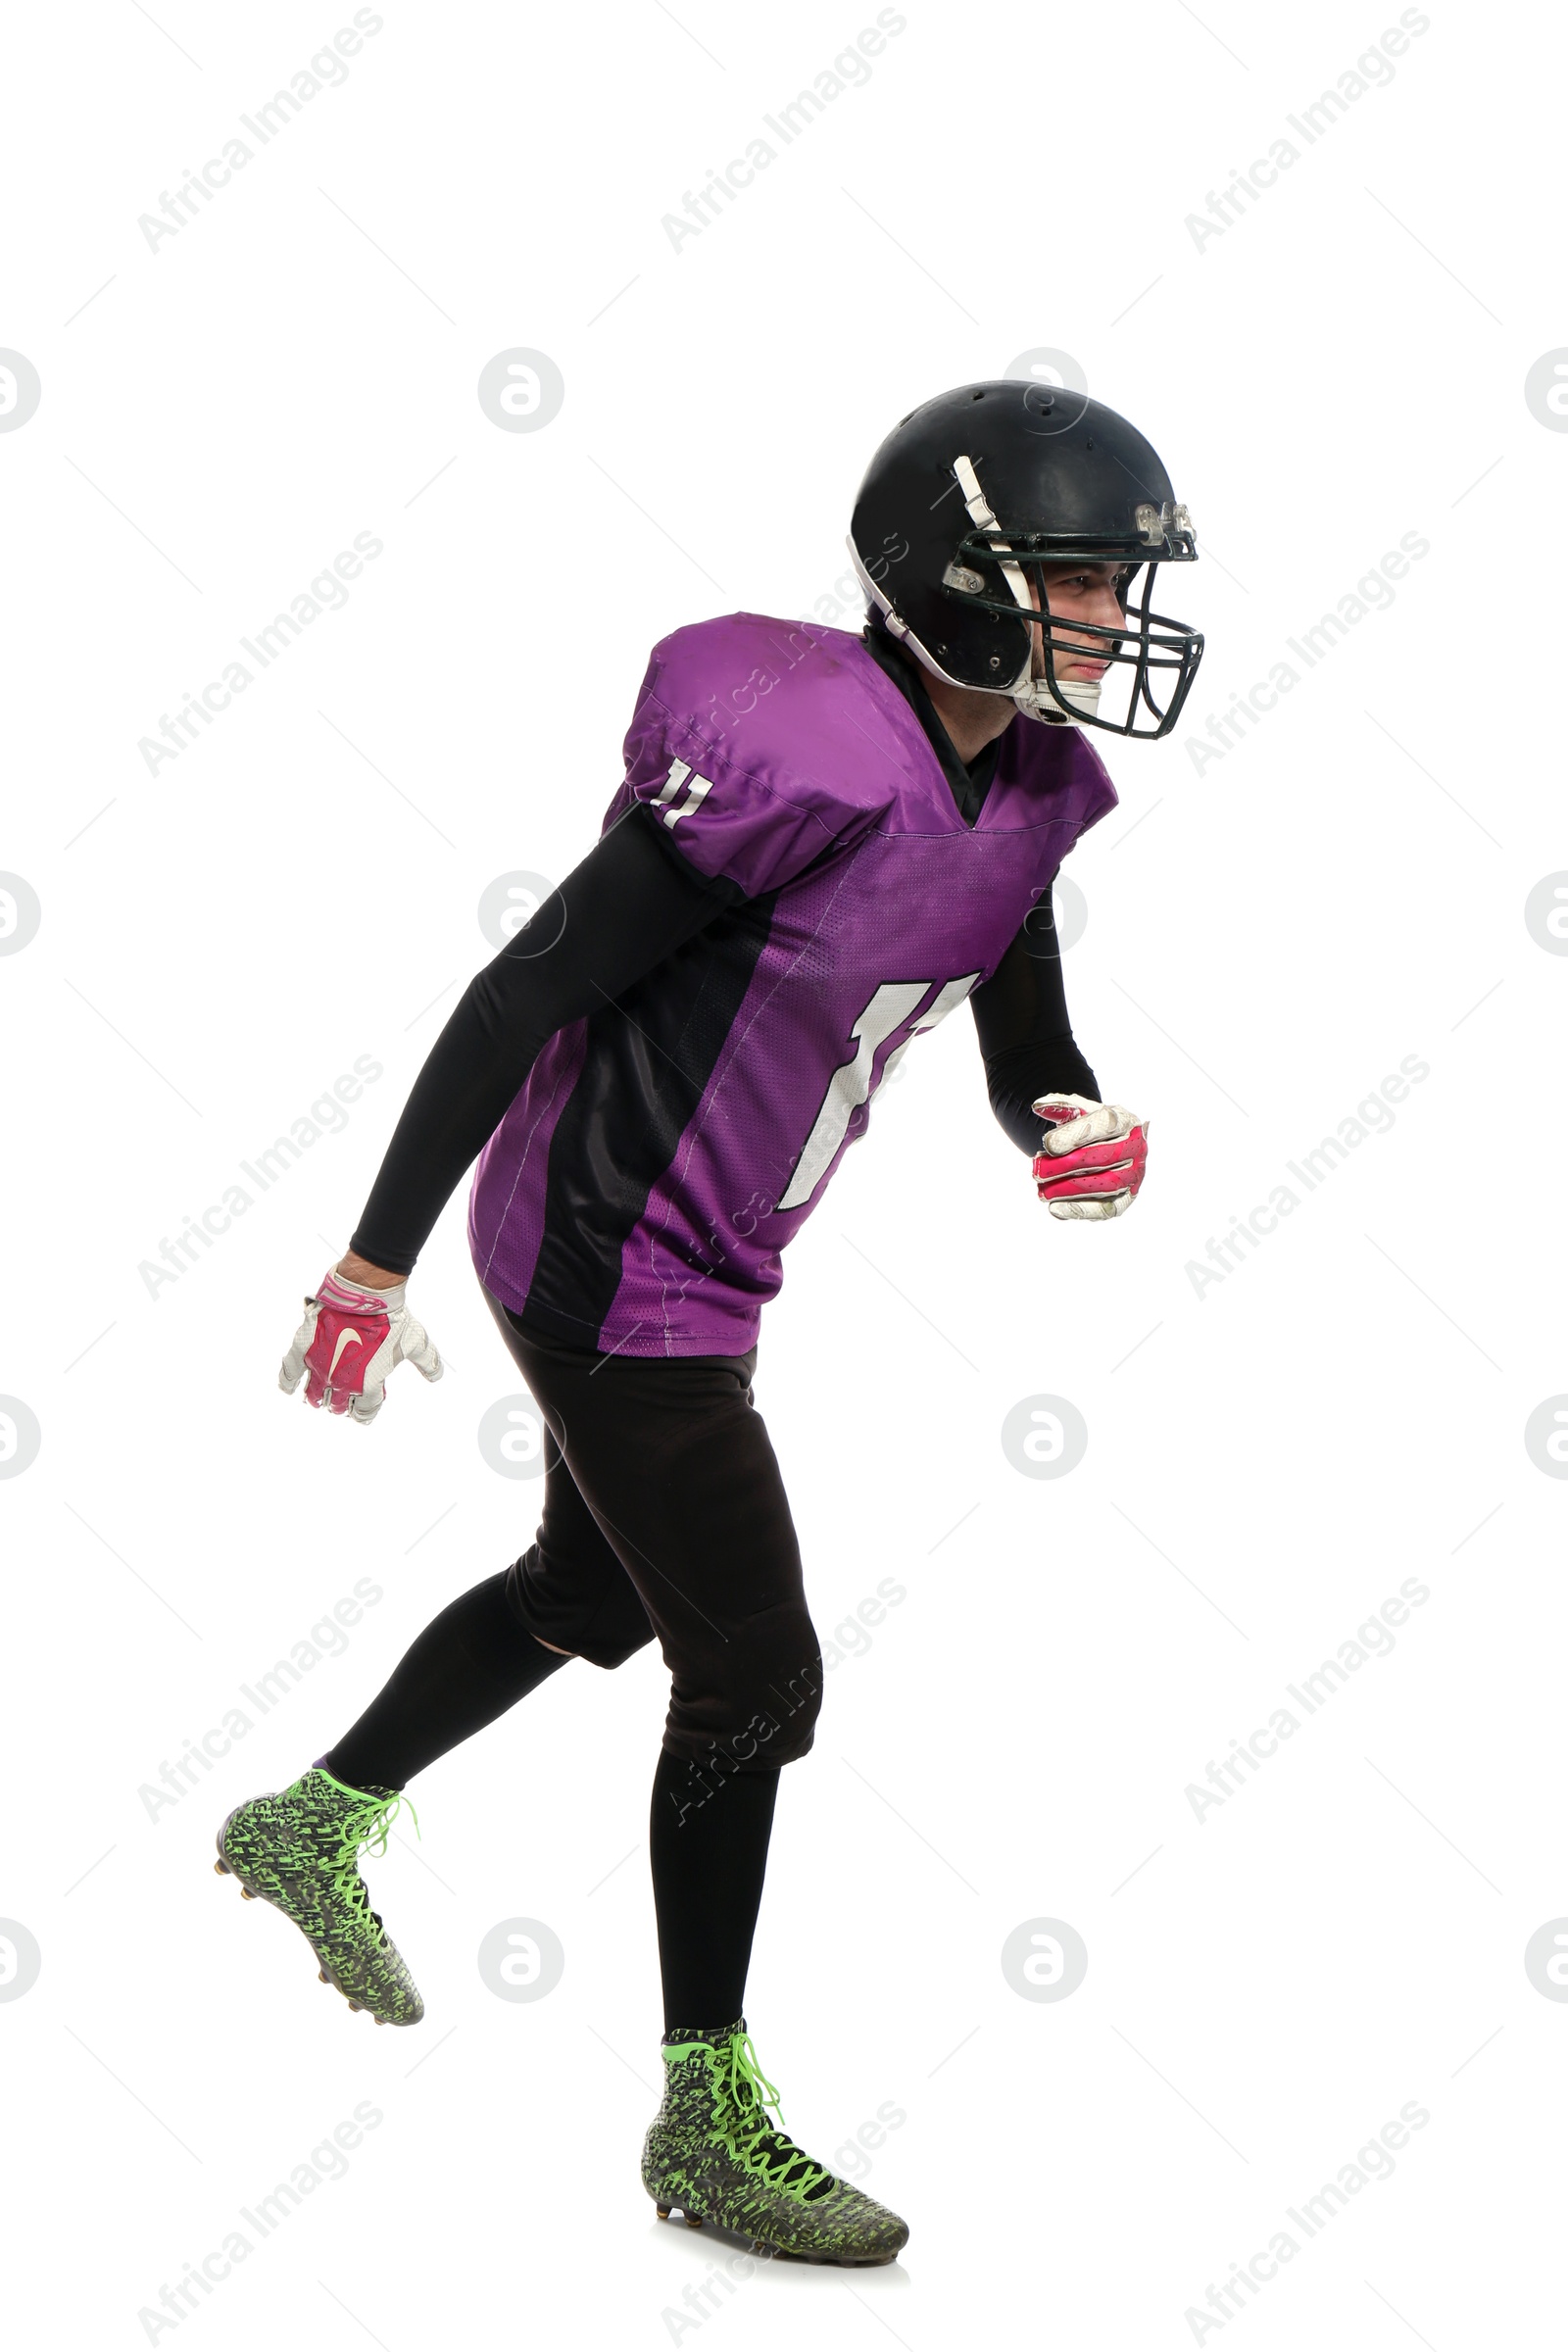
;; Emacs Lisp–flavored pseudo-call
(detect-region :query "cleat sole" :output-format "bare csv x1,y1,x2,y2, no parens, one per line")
773,2246,899,2268
655,2204,704,2230
651,2196,897,2265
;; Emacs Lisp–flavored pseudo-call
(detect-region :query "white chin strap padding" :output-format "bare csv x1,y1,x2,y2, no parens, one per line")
1015,672,1102,724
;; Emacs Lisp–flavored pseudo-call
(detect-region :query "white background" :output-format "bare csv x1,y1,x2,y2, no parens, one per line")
2,1,1564,2344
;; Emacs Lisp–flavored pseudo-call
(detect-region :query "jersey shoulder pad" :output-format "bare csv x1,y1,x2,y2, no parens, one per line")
612,613,898,898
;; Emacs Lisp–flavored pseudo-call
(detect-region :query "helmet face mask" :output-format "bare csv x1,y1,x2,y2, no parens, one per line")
848,381,1204,741
977,551,1203,734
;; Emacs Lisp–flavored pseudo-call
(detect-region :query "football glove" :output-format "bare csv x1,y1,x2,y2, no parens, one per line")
1032,1093,1149,1221
279,1267,443,1423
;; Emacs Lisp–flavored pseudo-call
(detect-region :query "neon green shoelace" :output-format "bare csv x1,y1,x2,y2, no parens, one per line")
708,2032,832,2199
329,1789,419,1923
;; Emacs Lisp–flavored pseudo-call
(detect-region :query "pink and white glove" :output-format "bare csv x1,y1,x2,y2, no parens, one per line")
1032,1093,1149,1221
278,1268,443,1424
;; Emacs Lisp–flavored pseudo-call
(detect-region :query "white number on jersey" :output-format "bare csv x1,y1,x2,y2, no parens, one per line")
651,760,714,829
776,974,978,1211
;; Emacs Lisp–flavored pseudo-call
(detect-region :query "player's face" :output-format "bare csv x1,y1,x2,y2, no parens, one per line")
1030,561,1130,681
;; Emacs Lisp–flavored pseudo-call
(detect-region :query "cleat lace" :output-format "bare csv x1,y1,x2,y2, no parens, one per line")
705,2032,834,2202
326,1788,418,1939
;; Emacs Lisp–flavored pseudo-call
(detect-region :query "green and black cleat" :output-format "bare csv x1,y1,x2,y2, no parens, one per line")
642,2020,908,2265
215,1766,424,2027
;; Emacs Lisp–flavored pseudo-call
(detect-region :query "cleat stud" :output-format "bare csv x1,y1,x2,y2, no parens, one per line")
318,1970,330,1984
656,2204,671,2220
214,1858,231,1875
348,2001,362,2012
239,1887,256,1900
684,2215,703,2230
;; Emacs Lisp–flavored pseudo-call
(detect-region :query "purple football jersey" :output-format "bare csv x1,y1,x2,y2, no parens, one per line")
468,614,1117,1354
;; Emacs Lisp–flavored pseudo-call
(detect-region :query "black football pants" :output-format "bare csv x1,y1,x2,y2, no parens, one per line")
321,1293,823,2030
486,1295,822,1778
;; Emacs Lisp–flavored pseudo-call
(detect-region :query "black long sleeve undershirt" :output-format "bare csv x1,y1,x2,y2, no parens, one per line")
350,808,738,1275
969,907,1101,1155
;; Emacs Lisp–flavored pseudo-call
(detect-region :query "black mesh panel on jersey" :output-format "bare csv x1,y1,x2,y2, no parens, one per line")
519,894,780,1345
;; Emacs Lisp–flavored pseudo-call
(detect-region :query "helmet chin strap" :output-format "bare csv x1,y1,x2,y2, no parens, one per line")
1013,671,1102,725
952,454,1098,728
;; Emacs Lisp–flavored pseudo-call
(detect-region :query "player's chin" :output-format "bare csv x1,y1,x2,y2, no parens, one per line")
1046,1192,1132,1221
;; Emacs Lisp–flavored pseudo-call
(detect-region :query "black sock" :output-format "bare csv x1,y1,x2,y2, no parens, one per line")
320,1571,568,1791
650,1748,780,2035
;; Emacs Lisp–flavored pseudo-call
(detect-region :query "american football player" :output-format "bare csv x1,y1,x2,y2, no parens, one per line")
218,378,1201,2263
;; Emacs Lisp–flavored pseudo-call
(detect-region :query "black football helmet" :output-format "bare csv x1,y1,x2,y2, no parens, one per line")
847,380,1203,738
